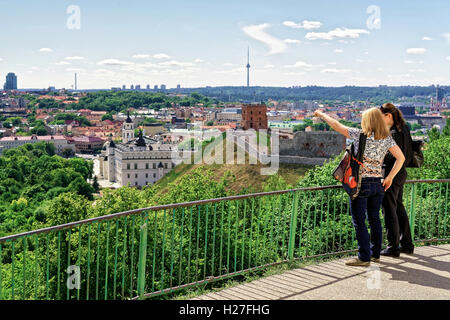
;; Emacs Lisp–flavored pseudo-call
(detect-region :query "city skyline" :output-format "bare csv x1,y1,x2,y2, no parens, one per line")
0,0,449,89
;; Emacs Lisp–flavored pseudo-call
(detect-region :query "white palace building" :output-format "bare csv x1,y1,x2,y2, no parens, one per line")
98,111,183,187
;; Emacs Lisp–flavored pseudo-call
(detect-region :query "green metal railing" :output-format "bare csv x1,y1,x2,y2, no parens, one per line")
0,179,448,300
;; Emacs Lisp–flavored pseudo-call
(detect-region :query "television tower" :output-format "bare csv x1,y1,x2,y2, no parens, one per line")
246,46,250,87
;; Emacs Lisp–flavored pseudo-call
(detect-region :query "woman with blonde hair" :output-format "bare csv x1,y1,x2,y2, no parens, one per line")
314,108,405,266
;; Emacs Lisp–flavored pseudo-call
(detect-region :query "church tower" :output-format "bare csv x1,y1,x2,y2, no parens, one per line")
122,110,135,143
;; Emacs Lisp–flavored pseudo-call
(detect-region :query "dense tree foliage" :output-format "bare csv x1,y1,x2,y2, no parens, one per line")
0,142,94,237
70,91,214,112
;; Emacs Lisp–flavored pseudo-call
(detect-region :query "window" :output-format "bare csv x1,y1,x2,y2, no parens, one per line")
134,163,138,170
127,173,130,178
153,173,156,178
145,173,148,178
135,174,138,178
127,163,130,170
164,163,168,169
153,163,156,169
145,163,149,169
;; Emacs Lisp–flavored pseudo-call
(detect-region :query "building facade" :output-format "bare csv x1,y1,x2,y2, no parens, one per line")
0,134,75,154
98,114,185,187
241,104,268,130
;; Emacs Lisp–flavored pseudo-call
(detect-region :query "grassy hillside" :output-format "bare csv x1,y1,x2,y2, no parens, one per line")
154,137,312,196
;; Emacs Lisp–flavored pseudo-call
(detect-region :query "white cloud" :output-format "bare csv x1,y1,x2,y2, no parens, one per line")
0,58,3,62
443,32,450,44
355,59,364,63
55,61,71,66
284,60,324,69
282,20,322,30
305,27,370,40
194,58,204,63
153,53,171,59
364,51,369,55
284,38,301,44
223,62,237,66
388,73,412,79
264,64,275,68
334,49,344,53
321,68,351,73
447,56,450,61
422,36,433,41
327,62,337,65
404,60,424,64
97,59,133,66
39,48,53,52
66,68,85,72
377,67,383,71
65,56,85,60
132,54,150,59
242,23,288,54
406,48,427,54
158,60,195,67
408,69,425,73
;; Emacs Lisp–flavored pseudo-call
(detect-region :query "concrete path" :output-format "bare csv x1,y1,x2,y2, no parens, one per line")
193,244,450,300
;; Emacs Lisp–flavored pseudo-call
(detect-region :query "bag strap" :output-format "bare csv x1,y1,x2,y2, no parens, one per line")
356,133,367,163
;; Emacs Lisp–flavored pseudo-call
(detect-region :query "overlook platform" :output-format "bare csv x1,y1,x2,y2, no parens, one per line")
193,244,450,300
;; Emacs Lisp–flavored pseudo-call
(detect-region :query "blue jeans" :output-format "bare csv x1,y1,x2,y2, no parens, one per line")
350,177,384,262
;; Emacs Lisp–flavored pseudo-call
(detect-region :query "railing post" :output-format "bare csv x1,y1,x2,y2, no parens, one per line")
288,191,299,260
409,184,416,241
137,212,149,299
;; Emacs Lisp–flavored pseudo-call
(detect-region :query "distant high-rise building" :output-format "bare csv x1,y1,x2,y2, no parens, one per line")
122,85,126,90
130,84,134,90
146,84,150,90
135,84,141,90
177,84,181,89
154,85,158,90
3,72,18,90
160,84,166,90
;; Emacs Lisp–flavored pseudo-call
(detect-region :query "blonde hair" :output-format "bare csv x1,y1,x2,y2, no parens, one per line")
361,107,390,140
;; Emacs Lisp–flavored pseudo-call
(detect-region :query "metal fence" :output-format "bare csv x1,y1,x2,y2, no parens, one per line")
0,179,448,300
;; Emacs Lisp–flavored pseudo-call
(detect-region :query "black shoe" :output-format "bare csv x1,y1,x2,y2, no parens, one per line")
400,246,414,255
380,248,400,257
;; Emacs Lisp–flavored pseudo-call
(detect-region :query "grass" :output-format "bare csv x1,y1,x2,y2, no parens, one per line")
154,137,312,196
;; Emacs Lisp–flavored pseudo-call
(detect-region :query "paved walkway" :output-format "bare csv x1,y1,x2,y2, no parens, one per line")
193,244,450,300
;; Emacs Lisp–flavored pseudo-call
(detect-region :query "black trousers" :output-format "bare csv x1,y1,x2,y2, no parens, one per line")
381,169,414,251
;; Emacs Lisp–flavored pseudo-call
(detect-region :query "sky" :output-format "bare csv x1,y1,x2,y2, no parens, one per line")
0,0,449,89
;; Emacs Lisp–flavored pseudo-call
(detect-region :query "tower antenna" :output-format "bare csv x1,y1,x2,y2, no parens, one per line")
246,46,250,87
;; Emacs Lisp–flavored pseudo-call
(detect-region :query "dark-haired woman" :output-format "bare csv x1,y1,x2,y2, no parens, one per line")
380,103,415,257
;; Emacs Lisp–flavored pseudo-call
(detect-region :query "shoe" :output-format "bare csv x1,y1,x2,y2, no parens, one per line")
380,248,400,257
345,258,370,266
400,246,414,255
371,257,380,263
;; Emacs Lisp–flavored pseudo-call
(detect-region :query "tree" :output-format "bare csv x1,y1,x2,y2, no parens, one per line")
92,175,100,192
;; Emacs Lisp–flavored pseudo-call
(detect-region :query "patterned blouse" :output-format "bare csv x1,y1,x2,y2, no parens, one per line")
348,128,397,178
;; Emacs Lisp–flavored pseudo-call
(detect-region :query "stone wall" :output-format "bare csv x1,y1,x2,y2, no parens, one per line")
278,131,346,165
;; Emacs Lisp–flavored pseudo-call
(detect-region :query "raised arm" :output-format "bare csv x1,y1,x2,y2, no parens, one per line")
313,110,350,138
382,145,405,191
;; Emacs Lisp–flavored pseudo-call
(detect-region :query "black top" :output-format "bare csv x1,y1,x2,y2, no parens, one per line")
383,124,413,175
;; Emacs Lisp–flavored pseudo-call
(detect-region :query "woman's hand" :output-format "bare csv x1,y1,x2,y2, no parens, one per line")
314,110,324,118
382,176,393,191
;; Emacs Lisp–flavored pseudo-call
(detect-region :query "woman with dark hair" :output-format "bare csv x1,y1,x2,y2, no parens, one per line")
380,103,415,257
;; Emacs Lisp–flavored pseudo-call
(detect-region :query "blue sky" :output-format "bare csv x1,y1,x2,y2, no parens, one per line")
0,0,449,89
